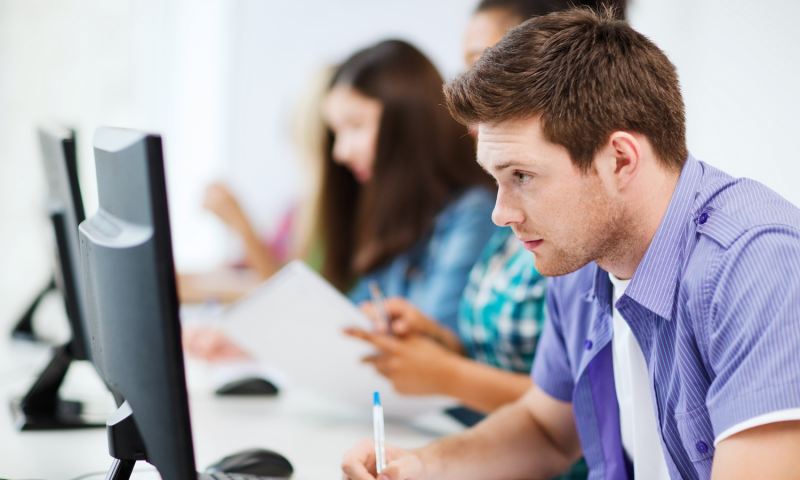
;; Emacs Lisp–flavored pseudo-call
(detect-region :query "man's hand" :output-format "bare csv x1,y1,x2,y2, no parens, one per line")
341,439,427,480
344,328,459,395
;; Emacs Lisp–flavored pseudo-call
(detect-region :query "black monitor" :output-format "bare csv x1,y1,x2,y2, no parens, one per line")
9,126,106,430
78,128,292,480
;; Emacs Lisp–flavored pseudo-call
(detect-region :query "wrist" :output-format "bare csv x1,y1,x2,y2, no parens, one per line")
437,353,467,399
414,445,441,480
428,326,462,353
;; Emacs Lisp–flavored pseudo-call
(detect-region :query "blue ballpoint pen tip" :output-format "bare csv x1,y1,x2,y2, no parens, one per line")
373,391,381,406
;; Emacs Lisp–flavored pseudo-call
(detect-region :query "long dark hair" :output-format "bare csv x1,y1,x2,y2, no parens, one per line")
319,39,492,290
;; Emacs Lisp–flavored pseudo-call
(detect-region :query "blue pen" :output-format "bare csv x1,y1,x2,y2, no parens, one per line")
373,391,386,474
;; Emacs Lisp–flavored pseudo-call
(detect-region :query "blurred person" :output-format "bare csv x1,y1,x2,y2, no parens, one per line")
342,8,800,480
178,68,330,304
185,39,497,359
321,39,496,330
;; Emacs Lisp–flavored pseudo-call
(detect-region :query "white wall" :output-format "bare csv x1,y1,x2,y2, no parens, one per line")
0,0,234,318
628,0,800,205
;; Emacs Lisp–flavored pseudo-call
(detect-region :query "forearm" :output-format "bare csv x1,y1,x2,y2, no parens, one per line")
443,356,531,413
239,226,281,279
418,391,577,479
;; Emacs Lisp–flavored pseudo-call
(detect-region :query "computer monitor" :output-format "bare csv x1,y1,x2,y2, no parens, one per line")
78,128,292,480
9,126,105,430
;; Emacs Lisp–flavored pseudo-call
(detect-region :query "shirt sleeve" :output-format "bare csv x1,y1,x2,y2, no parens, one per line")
531,278,575,402
705,226,800,437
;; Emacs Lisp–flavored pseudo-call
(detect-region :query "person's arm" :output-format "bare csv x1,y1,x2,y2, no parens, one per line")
712,421,800,479
203,182,281,279
237,221,281,279
442,355,531,413
341,386,581,480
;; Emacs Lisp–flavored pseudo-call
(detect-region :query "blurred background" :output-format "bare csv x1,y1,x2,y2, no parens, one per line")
2,0,799,330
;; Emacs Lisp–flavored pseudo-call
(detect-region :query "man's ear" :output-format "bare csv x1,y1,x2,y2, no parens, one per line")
597,131,642,192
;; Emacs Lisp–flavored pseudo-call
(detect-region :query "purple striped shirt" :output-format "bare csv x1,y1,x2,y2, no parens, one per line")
532,155,800,479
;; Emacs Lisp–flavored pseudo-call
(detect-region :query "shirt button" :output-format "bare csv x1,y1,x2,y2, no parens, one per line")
584,339,593,350
695,440,709,454
698,212,709,225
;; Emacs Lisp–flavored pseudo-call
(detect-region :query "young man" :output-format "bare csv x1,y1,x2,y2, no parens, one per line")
341,8,800,480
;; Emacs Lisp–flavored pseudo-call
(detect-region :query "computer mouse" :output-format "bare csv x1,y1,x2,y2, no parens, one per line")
214,376,279,396
206,448,294,478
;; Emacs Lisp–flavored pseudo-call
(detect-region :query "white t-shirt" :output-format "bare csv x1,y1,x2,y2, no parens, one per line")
608,273,800,477
609,274,671,480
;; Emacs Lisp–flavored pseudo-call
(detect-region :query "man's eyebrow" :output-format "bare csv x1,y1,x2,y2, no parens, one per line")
492,160,530,171
476,160,524,175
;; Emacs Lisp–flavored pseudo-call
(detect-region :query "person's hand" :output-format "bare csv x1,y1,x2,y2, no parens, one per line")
344,328,458,395
203,182,250,234
360,298,460,352
183,326,252,362
341,439,427,480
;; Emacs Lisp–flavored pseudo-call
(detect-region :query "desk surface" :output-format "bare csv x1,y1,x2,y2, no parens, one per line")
0,300,458,479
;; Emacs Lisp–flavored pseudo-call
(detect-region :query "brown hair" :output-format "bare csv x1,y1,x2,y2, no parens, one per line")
445,7,687,172
475,0,626,21
320,39,492,290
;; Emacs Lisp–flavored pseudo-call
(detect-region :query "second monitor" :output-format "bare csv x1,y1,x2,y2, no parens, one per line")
78,127,293,480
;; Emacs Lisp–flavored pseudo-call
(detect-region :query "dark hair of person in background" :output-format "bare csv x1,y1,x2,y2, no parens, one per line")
476,0,627,20
445,7,686,172
319,39,493,291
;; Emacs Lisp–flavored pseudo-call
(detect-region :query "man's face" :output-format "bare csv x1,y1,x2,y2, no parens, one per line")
477,117,623,276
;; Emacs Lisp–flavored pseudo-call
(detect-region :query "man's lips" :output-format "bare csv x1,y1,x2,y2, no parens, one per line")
521,238,544,251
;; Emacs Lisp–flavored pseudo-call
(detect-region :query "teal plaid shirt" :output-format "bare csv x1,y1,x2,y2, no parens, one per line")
458,227,547,374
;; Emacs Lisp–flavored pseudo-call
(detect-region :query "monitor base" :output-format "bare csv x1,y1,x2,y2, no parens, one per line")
9,397,104,431
10,276,56,343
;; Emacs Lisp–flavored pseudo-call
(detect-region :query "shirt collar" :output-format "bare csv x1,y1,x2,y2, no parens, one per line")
623,155,704,320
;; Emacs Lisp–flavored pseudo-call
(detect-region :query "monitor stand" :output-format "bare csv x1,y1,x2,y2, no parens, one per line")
9,342,105,430
104,401,147,480
10,276,56,343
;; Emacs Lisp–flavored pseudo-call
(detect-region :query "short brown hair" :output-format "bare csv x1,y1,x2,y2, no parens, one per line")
445,8,687,172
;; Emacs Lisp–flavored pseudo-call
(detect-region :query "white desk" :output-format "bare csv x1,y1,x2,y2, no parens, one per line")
0,303,460,479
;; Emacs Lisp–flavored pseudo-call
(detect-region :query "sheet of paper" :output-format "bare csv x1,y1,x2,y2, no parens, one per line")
219,261,455,418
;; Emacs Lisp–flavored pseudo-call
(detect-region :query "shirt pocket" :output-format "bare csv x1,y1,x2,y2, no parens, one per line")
675,404,716,463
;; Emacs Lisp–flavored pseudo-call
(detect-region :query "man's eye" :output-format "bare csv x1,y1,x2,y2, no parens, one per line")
513,171,532,183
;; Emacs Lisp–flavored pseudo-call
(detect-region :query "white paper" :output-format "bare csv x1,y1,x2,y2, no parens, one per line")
218,261,455,418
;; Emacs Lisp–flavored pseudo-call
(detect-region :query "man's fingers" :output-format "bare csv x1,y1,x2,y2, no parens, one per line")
380,457,418,480
341,440,378,480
